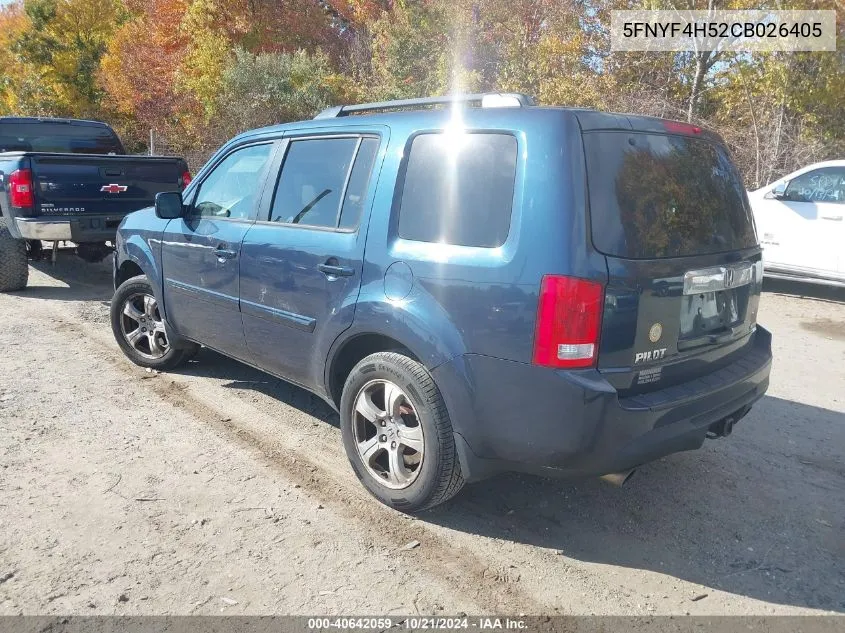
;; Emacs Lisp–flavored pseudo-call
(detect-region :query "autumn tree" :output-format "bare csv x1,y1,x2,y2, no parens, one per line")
214,48,353,143
9,0,127,117
0,3,34,115
0,0,841,186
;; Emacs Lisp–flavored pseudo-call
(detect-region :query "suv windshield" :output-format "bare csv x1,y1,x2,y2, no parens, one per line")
584,131,756,259
0,122,124,154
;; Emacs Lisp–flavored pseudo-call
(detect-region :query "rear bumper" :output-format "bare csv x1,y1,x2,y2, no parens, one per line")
15,218,72,241
432,327,772,482
15,214,127,243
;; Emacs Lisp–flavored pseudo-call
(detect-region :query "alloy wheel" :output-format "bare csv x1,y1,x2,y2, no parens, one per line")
352,379,425,489
119,292,170,360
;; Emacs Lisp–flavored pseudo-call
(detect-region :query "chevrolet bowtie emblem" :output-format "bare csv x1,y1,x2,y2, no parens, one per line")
101,184,128,194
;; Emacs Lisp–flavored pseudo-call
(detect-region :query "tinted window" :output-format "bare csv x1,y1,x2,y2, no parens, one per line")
584,132,757,259
398,133,517,247
339,138,379,230
784,167,845,204
0,122,124,154
193,143,273,220
271,138,359,228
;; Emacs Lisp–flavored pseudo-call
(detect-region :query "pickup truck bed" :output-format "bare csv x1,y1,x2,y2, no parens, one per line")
0,116,189,291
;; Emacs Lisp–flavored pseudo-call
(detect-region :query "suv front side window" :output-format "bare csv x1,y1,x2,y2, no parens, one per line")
192,143,274,220
784,167,845,204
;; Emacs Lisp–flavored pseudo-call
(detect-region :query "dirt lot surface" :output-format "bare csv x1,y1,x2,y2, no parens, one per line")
0,253,843,616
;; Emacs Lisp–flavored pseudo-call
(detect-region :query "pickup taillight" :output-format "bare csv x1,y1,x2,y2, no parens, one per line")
181,170,192,188
9,169,34,209
532,275,604,369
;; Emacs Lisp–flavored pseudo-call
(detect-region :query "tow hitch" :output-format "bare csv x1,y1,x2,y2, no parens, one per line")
707,405,751,439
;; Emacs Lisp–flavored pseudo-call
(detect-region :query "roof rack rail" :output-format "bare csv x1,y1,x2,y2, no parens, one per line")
313,93,535,120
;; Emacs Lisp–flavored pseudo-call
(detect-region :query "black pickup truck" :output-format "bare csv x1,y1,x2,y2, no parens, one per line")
0,117,190,291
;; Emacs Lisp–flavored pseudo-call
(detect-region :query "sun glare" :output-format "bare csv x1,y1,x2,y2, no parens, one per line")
439,102,469,154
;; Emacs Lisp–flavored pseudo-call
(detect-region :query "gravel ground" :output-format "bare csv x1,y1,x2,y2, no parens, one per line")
0,252,843,616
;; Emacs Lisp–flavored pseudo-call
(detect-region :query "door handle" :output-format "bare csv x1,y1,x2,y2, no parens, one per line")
215,244,238,261
820,215,843,221
318,260,354,278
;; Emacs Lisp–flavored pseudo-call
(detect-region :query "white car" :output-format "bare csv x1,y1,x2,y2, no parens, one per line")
748,160,845,287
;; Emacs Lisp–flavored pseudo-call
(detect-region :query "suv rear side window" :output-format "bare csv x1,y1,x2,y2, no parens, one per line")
584,132,756,259
398,133,517,248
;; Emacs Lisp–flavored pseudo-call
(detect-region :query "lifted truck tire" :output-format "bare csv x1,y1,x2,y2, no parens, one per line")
0,218,28,292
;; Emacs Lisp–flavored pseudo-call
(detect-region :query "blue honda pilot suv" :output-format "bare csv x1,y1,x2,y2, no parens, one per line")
111,93,772,511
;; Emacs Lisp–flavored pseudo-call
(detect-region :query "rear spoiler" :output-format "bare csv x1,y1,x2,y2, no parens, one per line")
574,111,723,144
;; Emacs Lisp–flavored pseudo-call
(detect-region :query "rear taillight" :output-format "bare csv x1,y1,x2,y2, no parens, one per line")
181,171,192,188
532,275,604,369
9,169,34,208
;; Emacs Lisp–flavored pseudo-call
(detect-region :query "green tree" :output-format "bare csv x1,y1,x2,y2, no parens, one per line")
12,0,127,117
215,48,353,141
367,0,456,99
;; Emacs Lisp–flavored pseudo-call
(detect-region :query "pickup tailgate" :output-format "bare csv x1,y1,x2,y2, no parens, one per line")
30,153,187,216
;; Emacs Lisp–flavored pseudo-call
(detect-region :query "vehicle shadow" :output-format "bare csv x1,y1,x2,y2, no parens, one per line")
763,277,845,304
424,394,845,613
170,347,845,613
15,250,114,302
177,348,340,427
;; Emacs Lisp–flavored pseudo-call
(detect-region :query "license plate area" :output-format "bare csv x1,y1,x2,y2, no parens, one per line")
679,289,742,339
680,263,752,340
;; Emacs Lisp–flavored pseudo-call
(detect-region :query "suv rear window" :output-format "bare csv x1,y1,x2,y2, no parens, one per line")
584,131,756,259
0,122,124,154
398,132,517,248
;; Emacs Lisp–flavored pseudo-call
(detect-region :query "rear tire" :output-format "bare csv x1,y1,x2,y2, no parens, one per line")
0,218,28,292
110,274,198,370
340,351,464,512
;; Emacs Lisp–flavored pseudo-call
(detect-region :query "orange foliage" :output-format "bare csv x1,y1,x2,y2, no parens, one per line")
0,3,30,114
100,0,347,134
100,0,193,129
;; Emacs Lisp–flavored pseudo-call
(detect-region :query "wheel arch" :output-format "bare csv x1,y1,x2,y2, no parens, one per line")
325,332,420,409
115,233,166,315
324,293,469,408
114,259,145,288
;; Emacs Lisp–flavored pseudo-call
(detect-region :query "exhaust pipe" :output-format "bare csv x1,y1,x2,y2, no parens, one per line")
599,468,637,487
707,416,735,439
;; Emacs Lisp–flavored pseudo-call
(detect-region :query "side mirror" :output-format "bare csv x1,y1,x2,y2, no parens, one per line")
155,191,184,219
771,182,787,199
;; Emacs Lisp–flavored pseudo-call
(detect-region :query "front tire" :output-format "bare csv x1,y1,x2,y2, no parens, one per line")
0,218,28,292
110,274,198,370
340,351,464,512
